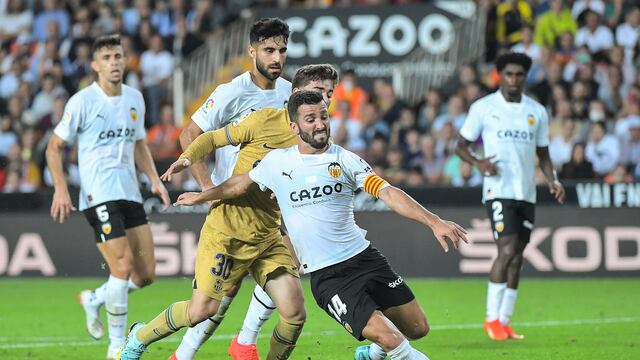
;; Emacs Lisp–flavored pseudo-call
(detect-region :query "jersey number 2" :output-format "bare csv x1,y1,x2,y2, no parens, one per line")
327,294,347,322
491,201,503,222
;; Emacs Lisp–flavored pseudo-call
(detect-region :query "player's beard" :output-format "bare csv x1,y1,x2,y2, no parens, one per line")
300,128,329,150
256,57,281,81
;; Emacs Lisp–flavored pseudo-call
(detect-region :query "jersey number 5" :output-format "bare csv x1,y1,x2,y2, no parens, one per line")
211,253,233,280
327,294,347,322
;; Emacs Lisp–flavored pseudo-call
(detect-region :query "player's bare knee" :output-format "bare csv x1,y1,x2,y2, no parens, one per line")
111,260,133,279
406,318,429,339
188,300,219,324
280,303,306,323
374,329,404,351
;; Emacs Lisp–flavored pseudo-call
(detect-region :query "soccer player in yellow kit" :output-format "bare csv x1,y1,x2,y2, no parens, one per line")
118,64,337,360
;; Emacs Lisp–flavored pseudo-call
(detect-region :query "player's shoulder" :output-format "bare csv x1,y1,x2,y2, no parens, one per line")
275,77,292,91
263,145,293,161
472,91,501,108
69,83,98,104
256,107,287,119
229,71,255,91
522,94,546,112
122,84,144,101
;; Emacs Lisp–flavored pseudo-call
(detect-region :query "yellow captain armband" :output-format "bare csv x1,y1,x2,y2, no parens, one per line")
363,174,388,198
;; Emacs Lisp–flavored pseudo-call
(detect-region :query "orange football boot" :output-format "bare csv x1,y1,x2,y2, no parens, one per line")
228,336,260,360
503,323,525,339
484,319,508,340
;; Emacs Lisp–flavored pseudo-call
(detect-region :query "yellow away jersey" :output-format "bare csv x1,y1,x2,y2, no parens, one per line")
183,108,297,243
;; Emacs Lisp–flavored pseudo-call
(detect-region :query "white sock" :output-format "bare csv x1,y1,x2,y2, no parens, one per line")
175,295,234,359
89,281,108,308
237,285,276,345
486,281,507,322
369,343,387,360
387,339,429,360
499,288,518,325
90,277,141,308
105,275,128,349
128,278,141,292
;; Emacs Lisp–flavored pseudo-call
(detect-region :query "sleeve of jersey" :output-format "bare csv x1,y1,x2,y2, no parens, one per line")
362,174,390,198
536,107,550,147
191,86,230,132
458,102,483,142
179,129,225,163
344,151,389,198
135,93,146,140
53,96,81,143
248,152,274,192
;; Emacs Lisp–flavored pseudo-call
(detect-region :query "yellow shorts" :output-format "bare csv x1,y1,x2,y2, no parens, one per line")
193,228,299,300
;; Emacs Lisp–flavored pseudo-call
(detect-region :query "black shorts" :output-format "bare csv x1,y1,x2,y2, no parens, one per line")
310,245,415,341
485,199,535,243
83,200,148,243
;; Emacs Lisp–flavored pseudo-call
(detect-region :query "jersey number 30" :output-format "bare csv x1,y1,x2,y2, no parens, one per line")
211,253,233,280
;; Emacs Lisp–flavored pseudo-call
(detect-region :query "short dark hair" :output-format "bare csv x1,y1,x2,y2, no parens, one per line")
292,64,338,89
249,18,290,44
287,90,324,123
92,34,121,55
496,52,532,72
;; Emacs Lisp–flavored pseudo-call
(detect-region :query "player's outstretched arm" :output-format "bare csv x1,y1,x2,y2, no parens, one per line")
378,186,468,252
180,120,215,191
135,139,170,210
173,173,254,206
46,133,76,224
536,146,565,204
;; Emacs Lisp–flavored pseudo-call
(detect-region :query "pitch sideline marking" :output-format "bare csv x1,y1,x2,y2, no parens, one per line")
1,317,639,349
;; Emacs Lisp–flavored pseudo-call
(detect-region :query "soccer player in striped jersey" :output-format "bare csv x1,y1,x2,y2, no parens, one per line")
172,91,468,360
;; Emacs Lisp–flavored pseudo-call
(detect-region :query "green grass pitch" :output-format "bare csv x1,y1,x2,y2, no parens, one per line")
0,278,638,359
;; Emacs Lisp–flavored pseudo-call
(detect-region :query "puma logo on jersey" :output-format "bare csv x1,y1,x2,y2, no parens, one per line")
388,277,404,288
263,143,278,150
282,170,293,179
96,114,105,120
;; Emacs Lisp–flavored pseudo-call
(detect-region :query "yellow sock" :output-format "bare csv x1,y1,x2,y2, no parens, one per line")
137,301,192,344
266,317,304,360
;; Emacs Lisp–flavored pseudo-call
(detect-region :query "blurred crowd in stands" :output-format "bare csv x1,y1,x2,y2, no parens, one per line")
0,0,639,194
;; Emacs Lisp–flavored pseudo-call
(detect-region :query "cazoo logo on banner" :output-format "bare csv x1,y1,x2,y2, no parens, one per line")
257,3,473,77
459,219,640,274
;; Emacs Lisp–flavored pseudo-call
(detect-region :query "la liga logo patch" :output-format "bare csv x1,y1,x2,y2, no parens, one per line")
203,98,215,113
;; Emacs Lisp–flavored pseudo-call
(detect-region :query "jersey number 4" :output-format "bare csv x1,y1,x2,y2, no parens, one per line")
327,294,347,322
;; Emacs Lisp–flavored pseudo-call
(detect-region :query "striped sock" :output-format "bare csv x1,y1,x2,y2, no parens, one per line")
136,301,192,345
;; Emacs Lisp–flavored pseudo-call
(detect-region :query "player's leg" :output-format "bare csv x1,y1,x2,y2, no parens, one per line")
173,282,241,360
251,239,305,360
96,235,134,358
382,299,429,340
361,247,424,359
234,231,293,350
499,201,534,339
81,201,134,358
361,311,429,360
120,231,249,359
485,199,520,340
82,202,152,316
